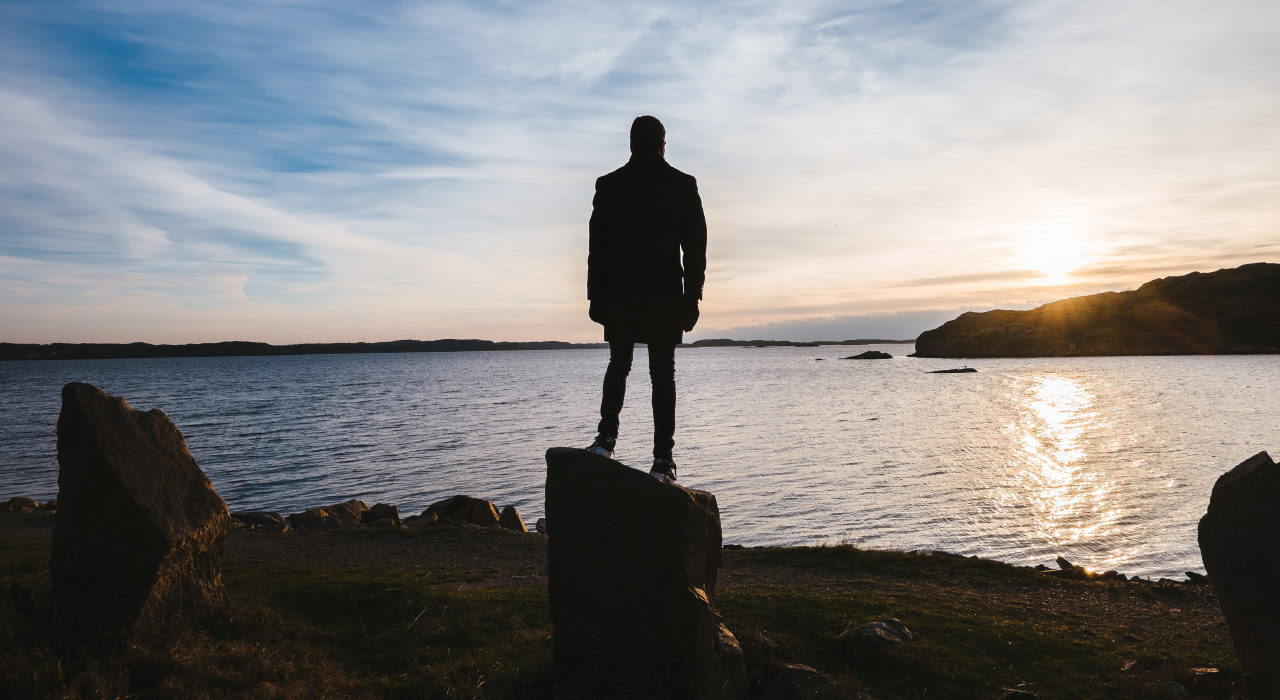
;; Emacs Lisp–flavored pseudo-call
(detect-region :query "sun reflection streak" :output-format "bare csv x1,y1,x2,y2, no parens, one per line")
997,375,1118,555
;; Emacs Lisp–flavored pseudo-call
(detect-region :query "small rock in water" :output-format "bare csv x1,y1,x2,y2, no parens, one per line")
535,516,548,534
1056,555,1075,570
841,350,892,360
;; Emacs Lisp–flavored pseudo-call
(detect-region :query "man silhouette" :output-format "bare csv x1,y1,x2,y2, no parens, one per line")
585,115,707,483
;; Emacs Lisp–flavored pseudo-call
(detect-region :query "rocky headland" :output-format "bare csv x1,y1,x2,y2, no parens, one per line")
913,262,1280,358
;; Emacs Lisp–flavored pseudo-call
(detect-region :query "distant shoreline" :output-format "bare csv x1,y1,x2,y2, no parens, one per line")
0,338,914,362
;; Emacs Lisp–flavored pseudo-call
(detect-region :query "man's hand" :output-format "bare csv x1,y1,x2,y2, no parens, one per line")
589,299,606,325
681,297,700,332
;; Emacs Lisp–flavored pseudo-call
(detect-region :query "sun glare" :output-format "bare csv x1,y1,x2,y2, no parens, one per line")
1021,230,1087,281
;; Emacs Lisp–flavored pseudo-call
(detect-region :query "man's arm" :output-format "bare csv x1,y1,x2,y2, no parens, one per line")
682,177,707,302
587,176,608,301
680,177,707,333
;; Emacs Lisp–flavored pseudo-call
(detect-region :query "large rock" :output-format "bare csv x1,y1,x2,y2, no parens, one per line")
423,494,500,526
1198,451,1280,698
53,382,230,644
361,502,401,526
546,447,746,699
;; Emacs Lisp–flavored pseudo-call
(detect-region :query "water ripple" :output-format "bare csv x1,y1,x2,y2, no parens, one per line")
1,348,1276,578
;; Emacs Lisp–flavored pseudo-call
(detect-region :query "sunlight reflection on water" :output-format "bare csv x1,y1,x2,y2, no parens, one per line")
998,375,1118,565
1,347,1277,579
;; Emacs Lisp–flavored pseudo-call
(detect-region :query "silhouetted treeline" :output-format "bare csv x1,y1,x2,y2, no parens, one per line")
0,339,608,361
1,337,920,362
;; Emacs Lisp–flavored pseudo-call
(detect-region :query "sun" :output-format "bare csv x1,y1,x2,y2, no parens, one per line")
1020,230,1087,280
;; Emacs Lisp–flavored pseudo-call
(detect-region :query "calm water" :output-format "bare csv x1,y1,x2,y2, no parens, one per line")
2,345,1276,579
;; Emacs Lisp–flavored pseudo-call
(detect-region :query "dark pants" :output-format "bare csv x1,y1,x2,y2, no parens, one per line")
597,340,676,460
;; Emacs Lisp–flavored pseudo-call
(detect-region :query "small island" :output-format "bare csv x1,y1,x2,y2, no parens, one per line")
842,350,893,360
913,262,1280,358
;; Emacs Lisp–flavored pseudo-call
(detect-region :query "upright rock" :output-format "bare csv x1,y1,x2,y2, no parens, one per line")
1199,451,1280,698
54,382,230,645
546,447,746,699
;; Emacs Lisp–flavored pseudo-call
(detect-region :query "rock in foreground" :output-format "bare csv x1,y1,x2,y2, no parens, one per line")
545,447,746,699
1199,451,1280,698
54,382,230,645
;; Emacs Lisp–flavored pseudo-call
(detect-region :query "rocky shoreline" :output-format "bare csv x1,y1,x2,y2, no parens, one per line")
2,494,1204,586
0,503,1238,699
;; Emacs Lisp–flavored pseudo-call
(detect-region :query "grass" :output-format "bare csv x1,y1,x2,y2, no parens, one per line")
0,514,1244,699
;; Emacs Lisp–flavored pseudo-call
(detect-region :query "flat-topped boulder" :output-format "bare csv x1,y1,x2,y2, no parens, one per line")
1199,451,1280,698
545,447,745,699
54,382,230,645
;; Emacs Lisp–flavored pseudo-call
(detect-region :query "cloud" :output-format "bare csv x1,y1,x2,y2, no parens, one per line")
1,0,1278,342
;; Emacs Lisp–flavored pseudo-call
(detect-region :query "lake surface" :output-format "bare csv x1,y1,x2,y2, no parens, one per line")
2,345,1276,579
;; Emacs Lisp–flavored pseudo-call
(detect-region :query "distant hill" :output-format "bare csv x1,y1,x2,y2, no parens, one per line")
0,339,608,361
913,262,1280,358
0,337,915,361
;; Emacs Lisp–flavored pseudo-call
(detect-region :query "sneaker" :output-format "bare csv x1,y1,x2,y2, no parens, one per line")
649,457,677,483
585,435,615,458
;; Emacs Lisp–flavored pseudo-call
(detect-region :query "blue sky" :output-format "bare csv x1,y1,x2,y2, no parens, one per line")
1,0,1278,343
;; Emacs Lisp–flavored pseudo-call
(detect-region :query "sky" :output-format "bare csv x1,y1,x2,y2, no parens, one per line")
1,0,1277,344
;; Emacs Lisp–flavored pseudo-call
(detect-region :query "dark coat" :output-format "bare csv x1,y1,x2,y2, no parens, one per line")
588,154,707,345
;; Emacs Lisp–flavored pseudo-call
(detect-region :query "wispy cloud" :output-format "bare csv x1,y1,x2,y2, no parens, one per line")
1,0,1277,342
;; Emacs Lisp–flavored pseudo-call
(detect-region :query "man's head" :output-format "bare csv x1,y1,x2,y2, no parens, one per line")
630,115,665,156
